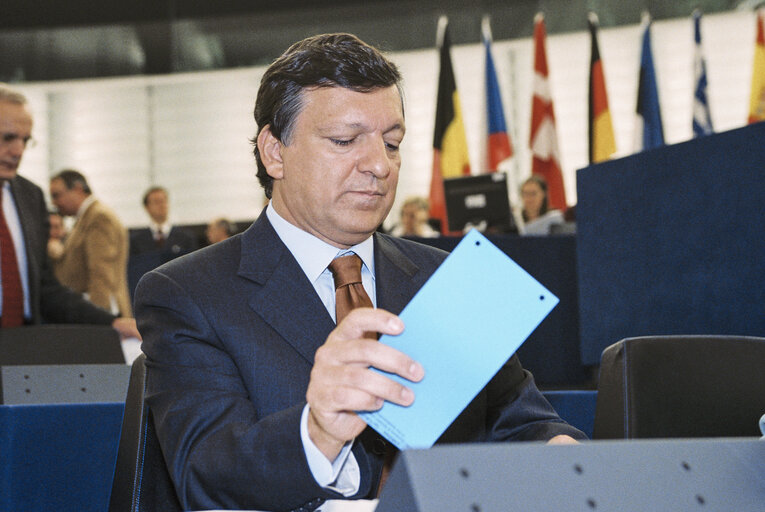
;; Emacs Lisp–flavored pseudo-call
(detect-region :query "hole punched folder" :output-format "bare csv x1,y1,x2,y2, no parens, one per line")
359,229,558,450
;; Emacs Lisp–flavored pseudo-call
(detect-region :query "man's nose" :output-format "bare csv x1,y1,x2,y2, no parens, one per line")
358,137,392,178
7,139,26,158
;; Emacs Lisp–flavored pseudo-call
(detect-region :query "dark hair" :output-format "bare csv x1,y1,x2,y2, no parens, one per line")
521,174,549,222
212,217,236,236
142,186,168,206
51,169,92,195
252,33,402,198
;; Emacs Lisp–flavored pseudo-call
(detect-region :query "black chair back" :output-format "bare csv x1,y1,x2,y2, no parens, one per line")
108,353,181,511
593,335,765,439
0,324,124,365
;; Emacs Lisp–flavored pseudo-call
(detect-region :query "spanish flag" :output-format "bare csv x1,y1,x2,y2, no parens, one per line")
430,16,471,234
588,12,616,163
749,10,765,124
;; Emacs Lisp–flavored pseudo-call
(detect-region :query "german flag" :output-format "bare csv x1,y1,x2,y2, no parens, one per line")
429,16,471,234
749,10,765,124
588,12,616,163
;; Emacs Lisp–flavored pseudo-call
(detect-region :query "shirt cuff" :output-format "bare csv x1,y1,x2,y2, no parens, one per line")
300,404,360,496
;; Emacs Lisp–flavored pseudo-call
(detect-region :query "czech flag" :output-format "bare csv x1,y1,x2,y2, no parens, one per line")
483,16,514,172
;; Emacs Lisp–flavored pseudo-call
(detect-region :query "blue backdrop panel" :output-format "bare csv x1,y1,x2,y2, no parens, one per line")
0,403,124,512
577,122,765,365
419,235,589,387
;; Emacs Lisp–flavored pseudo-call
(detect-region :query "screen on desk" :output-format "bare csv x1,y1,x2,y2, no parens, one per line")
443,172,517,233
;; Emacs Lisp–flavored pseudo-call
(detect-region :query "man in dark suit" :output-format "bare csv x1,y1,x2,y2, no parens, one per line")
134,34,585,512
0,84,138,337
130,186,198,259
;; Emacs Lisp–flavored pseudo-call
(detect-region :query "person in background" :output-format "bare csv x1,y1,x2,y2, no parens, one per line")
388,196,439,238
50,169,132,316
205,217,236,244
0,83,138,338
130,186,198,258
47,210,67,260
520,174,564,235
134,33,584,512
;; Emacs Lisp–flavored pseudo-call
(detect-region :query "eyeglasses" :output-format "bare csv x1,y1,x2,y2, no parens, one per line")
1,132,36,149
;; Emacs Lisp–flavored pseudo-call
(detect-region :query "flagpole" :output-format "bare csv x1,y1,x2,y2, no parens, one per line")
436,15,448,48
481,15,492,43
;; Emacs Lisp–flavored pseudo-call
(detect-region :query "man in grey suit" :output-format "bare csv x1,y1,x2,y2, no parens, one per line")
134,33,585,512
0,83,138,337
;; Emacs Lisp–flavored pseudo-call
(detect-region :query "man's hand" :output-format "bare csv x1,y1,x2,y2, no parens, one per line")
305,308,424,461
546,435,579,445
111,317,142,340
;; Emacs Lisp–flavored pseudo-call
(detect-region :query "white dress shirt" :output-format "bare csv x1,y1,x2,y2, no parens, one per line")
266,204,375,496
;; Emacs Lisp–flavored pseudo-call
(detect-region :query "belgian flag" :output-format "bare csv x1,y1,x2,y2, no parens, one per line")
588,12,616,163
429,16,471,234
749,10,765,124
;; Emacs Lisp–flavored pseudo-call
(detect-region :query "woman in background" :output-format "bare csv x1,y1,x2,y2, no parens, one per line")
520,175,564,235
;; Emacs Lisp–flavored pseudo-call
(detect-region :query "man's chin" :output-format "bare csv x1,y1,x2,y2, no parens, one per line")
0,168,18,181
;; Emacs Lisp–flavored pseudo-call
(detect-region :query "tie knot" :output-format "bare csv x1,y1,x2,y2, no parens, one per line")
328,254,363,290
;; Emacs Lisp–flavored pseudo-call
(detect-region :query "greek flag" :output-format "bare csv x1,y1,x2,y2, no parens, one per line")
693,10,714,137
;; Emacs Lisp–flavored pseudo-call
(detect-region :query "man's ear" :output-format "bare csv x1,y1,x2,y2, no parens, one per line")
257,125,285,180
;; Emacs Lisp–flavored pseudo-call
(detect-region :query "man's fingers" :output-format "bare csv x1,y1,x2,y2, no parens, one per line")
309,364,416,411
315,337,424,384
332,307,404,340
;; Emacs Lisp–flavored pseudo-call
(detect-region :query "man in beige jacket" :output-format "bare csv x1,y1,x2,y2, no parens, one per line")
49,169,132,316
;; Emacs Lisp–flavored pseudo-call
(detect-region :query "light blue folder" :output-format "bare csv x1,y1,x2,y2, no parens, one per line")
359,230,559,450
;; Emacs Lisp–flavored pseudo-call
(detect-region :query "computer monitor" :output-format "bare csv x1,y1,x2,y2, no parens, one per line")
443,172,517,234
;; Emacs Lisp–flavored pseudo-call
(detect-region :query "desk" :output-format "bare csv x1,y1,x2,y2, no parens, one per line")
0,390,595,511
0,402,123,512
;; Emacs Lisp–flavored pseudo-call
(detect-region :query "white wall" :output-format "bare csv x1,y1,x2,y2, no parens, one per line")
13,10,759,229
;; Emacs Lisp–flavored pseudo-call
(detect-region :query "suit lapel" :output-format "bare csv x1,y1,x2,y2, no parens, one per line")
374,233,426,315
236,218,430,364
238,213,336,364
65,200,96,251
9,178,41,320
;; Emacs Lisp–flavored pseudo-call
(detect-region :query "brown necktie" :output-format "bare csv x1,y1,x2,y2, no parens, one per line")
328,254,374,336
0,192,24,327
327,253,395,494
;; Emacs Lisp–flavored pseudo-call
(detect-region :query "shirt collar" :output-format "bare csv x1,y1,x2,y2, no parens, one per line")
266,203,375,284
150,222,171,236
75,195,96,220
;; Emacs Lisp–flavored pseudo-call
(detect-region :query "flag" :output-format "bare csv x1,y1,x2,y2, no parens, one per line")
634,12,665,151
529,13,567,211
482,16,513,172
430,16,471,234
693,9,714,137
749,10,765,124
588,12,617,163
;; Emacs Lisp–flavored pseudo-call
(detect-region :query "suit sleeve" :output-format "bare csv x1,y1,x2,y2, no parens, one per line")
484,355,589,441
135,269,349,512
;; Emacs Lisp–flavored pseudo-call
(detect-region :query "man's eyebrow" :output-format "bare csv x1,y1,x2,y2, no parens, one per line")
317,122,405,133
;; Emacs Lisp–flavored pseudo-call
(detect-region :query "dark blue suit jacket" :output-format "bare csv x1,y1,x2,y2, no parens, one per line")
130,226,198,258
134,211,585,512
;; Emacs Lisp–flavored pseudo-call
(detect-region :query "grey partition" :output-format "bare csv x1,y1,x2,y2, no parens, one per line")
377,438,765,511
576,123,765,365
